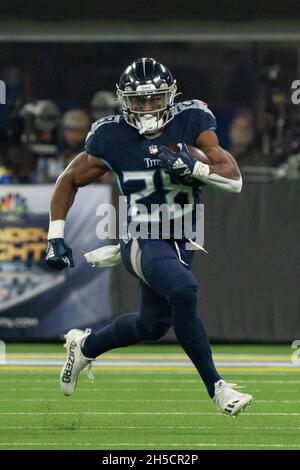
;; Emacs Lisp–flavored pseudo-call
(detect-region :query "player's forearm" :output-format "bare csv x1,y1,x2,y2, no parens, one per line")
192,160,242,193
204,147,240,180
201,173,243,193
48,152,108,239
48,173,78,238
207,162,239,180
192,165,242,193
192,161,242,193
193,146,242,193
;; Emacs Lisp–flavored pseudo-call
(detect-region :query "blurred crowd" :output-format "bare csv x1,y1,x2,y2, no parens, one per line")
0,88,120,184
1,61,300,184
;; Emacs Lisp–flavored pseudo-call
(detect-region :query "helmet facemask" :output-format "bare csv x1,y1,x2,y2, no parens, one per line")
117,82,177,135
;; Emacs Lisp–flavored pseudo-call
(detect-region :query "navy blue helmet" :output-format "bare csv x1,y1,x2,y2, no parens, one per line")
116,58,177,135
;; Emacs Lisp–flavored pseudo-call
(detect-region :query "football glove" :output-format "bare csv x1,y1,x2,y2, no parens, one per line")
45,238,74,271
157,144,196,177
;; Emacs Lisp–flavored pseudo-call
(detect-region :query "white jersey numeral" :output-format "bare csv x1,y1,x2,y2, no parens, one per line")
122,170,194,223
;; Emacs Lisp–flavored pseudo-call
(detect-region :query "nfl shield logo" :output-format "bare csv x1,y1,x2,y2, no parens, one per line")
149,145,158,155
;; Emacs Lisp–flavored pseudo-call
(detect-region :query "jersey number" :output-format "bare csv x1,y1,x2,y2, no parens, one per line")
122,170,194,222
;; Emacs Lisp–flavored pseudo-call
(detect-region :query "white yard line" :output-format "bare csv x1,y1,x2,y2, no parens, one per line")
0,398,298,403
0,442,298,448
0,378,300,383
6,354,292,360
0,379,198,383
1,412,300,416
0,387,259,392
1,425,300,431
0,370,297,375
3,359,299,368
0,387,274,393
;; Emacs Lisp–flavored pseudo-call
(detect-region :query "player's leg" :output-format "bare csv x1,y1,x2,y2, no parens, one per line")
81,280,172,358
139,238,253,413
137,238,221,398
60,289,170,396
60,241,172,396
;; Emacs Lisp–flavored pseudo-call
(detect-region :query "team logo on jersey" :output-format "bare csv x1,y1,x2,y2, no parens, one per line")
144,157,160,168
149,145,158,155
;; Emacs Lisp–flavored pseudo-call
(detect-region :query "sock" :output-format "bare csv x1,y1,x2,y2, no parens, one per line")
171,287,221,398
81,312,146,358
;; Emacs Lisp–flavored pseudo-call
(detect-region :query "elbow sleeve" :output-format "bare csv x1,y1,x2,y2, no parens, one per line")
201,173,243,193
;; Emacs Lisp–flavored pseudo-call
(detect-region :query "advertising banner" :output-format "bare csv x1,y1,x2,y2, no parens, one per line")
0,184,113,340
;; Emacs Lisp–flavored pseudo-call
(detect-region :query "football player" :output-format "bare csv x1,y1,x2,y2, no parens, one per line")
46,58,253,416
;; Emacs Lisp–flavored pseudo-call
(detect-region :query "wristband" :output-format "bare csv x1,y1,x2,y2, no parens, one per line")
48,219,65,240
192,160,210,179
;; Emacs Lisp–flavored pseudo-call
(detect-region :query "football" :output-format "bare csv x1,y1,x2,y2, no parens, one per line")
167,144,210,186
168,143,211,165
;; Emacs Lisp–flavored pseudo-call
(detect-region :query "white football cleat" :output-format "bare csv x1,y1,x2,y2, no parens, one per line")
213,380,253,416
60,328,95,396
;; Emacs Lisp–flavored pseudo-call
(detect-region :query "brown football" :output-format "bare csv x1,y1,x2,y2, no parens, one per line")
168,144,211,164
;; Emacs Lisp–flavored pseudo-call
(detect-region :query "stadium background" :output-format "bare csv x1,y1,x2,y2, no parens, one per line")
0,0,300,452
1,1,300,343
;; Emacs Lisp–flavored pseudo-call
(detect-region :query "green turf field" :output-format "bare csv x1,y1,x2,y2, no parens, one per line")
0,343,299,450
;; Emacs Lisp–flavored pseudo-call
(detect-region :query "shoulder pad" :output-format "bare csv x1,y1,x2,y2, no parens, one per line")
86,115,121,140
174,100,215,118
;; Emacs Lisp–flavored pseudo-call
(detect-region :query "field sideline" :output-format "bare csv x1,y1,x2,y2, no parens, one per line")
0,343,299,450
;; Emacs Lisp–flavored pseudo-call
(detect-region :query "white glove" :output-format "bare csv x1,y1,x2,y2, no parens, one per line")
84,244,121,268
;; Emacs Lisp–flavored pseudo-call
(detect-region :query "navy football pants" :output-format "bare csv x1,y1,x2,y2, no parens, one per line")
82,238,221,397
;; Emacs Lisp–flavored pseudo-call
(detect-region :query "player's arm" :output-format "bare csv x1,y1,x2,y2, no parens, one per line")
50,151,107,220
46,151,108,270
194,130,242,193
157,133,242,193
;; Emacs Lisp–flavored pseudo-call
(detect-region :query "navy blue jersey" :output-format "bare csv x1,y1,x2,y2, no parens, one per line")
85,100,217,239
